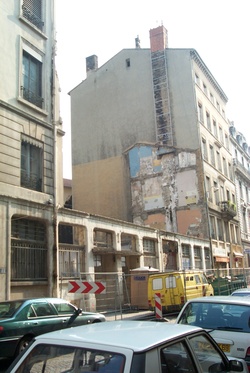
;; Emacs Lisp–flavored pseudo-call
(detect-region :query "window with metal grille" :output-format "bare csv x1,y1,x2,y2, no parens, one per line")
22,0,43,30
143,238,155,253
59,250,80,277
22,51,43,108
182,244,190,257
21,139,43,191
11,217,47,280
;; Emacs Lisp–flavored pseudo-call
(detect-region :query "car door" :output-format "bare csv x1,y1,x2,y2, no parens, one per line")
26,302,63,336
51,301,87,329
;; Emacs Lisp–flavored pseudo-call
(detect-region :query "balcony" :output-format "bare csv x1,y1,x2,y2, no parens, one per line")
220,200,237,220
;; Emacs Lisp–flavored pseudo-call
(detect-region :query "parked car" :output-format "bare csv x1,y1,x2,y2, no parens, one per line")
231,288,250,297
176,296,250,371
6,320,248,373
148,270,214,313
0,297,105,359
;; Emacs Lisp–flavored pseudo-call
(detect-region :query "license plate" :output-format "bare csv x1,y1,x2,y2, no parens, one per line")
218,343,230,353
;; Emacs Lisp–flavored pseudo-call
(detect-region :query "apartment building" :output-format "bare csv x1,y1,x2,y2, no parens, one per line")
229,123,250,267
69,25,243,270
0,0,64,300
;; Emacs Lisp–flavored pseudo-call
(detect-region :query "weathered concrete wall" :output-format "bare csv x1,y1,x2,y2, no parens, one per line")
72,155,131,221
167,49,199,149
70,49,156,165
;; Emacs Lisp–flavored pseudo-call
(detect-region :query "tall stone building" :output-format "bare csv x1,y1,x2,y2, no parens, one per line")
229,122,250,267
70,25,244,270
0,0,64,300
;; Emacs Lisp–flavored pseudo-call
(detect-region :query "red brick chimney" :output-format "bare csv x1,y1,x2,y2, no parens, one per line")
149,25,168,52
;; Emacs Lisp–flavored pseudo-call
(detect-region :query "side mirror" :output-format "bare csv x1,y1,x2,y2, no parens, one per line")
228,360,244,372
76,308,82,315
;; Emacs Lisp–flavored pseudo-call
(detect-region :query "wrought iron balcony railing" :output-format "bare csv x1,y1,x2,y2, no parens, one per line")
21,86,43,109
220,200,237,220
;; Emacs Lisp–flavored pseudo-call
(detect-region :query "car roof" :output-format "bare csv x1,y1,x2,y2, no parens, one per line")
184,296,250,305
34,321,202,352
0,298,71,305
232,288,250,293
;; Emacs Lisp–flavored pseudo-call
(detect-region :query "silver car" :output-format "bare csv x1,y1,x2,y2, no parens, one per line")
6,320,248,373
176,296,250,371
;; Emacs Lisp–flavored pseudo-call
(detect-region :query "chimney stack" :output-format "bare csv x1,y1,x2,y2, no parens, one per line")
86,55,98,76
135,35,141,49
149,25,168,52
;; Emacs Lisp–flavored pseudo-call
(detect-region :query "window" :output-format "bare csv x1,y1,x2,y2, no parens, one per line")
194,246,201,268
225,133,229,150
21,138,43,191
212,119,218,137
210,92,214,104
228,162,233,180
16,344,125,373
217,219,223,241
59,249,81,277
198,102,204,123
22,50,43,108
22,0,43,30
94,255,102,267
143,238,155,253
216,148,222,171
224,221,230,242
203,83,207,95
126,58,130,67
195,73,200,86
11,217,47,280
222,157,227,177
206,111,211,131
209,216,216,239
94,230,113,248
209,145,215,166
219,126,224,144
201,138,208,160
161,341,196,373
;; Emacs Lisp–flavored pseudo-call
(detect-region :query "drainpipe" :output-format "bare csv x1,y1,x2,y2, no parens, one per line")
51,0,59,297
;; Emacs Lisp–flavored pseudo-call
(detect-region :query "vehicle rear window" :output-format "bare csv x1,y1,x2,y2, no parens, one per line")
15,344,125,373
0,301,22,317
179,302,250,332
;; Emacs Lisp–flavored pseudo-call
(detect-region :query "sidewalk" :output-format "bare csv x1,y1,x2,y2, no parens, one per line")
103,309,176,323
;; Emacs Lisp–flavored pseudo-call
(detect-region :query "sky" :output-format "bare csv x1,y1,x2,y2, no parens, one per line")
55,0,250,179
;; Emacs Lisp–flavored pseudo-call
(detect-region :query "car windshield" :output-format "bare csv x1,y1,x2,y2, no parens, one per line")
178,302,250,332
0,301,23,318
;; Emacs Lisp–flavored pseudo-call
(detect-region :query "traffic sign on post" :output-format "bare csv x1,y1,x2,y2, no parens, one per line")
68,280,106,294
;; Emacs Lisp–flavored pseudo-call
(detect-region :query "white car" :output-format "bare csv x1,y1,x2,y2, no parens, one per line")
231,288,250,297
6,320,247,373
176,296,250,371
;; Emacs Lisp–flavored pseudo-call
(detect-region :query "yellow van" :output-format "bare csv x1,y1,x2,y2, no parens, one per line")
148,270,214,313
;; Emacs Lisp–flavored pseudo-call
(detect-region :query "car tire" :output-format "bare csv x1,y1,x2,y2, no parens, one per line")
16,335,33,356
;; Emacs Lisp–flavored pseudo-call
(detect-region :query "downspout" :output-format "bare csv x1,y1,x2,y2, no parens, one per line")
51,0,59,297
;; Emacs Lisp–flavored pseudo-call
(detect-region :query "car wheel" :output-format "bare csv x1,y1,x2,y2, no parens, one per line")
16,335,33,356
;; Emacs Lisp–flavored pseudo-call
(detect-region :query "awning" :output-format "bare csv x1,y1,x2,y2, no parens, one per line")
214,256,230,263
233,251,244,257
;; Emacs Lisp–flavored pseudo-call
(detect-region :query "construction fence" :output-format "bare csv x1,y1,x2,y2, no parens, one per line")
61,267,250,315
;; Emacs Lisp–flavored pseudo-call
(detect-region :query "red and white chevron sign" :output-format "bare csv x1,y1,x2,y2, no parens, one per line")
68,281,106,294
